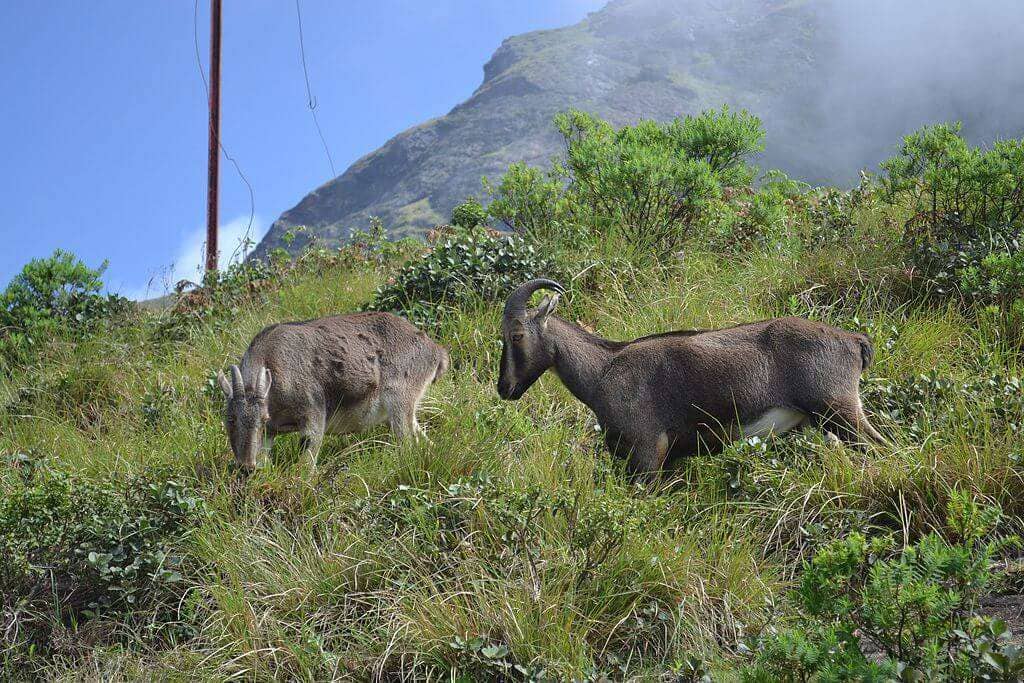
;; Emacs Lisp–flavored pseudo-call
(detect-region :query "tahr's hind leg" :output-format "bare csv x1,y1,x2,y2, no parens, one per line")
388,409,418,442
385,392,420,443
816,399,887,447
386,377,433,443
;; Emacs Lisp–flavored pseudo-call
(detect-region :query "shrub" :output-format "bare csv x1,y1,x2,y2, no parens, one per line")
366,224,559,328
0,461,205,663
803,174,873,247
555,110,723,256
863,368,1024,441
881,124,1024,234
901,213,1022,302
481,108,765,259
671,106,765,187
881,124,1024,304
484,163,572,245
959,250,1024,307
743,491,1021,681
0,250,131,370
451,198,488,230
153,257,282,342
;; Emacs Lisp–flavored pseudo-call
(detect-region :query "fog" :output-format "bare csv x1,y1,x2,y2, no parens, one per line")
793,0,1024,182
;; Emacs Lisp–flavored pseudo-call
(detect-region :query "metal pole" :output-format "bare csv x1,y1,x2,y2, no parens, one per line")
205,0,222,273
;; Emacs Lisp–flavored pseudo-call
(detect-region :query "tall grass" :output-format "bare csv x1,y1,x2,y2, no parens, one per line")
1,212,1022,680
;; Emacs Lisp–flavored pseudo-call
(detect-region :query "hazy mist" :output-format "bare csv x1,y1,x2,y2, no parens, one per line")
789,0,1024,182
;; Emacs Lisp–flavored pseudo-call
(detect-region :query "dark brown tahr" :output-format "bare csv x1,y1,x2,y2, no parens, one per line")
497,278,885,482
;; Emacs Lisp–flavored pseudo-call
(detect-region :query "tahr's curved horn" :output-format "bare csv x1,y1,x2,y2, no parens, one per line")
255,367,272,401
503,279,565,320
230,364,244,396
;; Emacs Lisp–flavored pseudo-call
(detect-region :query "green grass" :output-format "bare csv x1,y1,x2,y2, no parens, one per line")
2,209,1023,680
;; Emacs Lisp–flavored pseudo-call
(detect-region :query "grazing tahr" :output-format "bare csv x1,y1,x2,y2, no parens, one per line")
218,312,448,470
497,279,885,481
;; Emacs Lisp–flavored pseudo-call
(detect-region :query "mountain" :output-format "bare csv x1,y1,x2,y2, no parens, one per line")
252,0,1024,258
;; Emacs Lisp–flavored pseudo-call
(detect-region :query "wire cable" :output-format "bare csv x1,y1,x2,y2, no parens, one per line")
295,0,337,177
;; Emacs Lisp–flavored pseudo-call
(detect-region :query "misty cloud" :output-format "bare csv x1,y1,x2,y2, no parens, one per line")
123,214,263,301
774,0,1024,183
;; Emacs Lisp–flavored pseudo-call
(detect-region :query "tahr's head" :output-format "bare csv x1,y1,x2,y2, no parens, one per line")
497,279,563,400
217,365,272,470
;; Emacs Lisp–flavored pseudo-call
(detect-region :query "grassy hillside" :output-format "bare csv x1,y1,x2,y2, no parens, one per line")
2,112,1024,680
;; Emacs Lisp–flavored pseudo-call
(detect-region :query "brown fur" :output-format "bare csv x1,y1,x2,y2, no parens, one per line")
218,311,447,469
497,280,884,482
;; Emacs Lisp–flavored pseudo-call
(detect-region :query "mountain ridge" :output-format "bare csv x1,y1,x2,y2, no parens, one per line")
252,0,1024,258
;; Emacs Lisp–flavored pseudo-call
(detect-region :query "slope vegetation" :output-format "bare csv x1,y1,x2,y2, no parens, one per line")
2,111,1024,680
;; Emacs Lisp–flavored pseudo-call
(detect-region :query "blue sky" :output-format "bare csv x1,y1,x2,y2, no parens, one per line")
0,1,603,298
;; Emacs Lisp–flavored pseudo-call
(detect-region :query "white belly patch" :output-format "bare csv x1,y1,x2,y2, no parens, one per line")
738,407,808,439
326,397,388,434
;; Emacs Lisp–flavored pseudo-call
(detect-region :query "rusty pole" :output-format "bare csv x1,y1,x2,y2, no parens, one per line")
205,0,223,273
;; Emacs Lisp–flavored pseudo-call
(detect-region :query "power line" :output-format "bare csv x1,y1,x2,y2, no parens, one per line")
295,0,336,177
193,0,256,268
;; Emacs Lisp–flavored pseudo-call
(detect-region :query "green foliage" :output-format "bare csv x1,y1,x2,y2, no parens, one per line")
159,236,373,340
555,109,722,255
152,257,283,342
485,163,573,245
864,368,1024,441
804,174,873,246
671,106,765,187
0,250,130,370
881,124,1024,233
201,257,280,307
366,224,559,328
0,459,205,663
482,108,774,257
959,250,1024,307
451,198,489,230
744,492,1021,681
346,217,419,270
881,124,1024,304
448,635,548,681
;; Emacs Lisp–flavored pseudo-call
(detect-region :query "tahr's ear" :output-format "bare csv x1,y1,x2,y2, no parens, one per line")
535,292,560,327
217,370,233,399
256,367,272,401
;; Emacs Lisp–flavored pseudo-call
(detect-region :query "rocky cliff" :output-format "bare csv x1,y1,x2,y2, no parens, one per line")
253,0,1024,257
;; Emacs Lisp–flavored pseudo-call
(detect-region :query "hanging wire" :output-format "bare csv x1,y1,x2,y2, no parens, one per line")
295,0,337,177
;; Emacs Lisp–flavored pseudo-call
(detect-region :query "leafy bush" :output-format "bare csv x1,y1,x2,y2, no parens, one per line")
366,224,559,328
901,213,1022,302
803,174,873,247
451,198,488,230
485,163,572,245
555,110,722,256
881,124,1024,304
671,106,765,187
863,368,1024,441
160,232,379,340
483,107,765,258
744,491,1021,681
0,250,131,370
0,461,205,661
152,257,283,342
882,124,1024,234
706,171,807,249
959,250,1024,306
